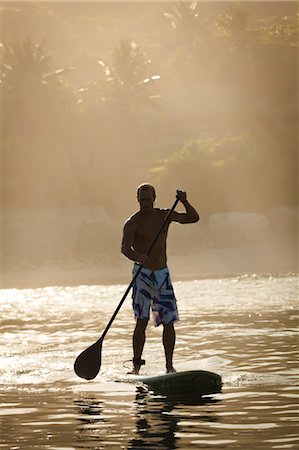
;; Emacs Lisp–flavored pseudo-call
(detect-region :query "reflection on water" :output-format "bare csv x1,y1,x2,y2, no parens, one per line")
0,275,298,449
127,390,222,450
129,389,181,450
74,389,221,449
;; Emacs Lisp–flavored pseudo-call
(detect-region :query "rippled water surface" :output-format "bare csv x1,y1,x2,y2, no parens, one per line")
0,275,298,449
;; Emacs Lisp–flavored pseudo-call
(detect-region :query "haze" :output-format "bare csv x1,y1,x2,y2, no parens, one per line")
0,1,298,287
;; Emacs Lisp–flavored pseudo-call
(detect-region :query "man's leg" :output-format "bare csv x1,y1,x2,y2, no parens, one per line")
130,318,148,374
163,323,176,373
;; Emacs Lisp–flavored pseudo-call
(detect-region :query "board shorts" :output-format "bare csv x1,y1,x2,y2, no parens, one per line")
132,263,179,327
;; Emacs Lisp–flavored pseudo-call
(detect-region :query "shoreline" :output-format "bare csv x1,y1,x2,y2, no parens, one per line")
1,240,297,289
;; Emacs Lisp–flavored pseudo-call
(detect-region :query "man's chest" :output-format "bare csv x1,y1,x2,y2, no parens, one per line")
135,215,167,241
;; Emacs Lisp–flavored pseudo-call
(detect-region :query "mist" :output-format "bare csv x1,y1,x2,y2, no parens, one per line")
1,1,298,287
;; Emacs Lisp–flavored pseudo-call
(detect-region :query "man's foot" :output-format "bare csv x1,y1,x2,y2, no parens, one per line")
127,358,145,375
166,367,176,373
127,367,140,375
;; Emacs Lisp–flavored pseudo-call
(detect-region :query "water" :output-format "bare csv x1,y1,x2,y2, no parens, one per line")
0,275,298,449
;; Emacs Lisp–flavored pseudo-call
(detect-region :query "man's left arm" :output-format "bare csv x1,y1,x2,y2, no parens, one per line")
171,190,200,224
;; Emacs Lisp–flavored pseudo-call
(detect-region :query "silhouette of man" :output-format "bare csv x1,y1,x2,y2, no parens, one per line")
121,183,199,374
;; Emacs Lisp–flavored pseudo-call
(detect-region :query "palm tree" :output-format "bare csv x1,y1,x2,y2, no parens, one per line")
0,37,74,137
213,2,255,89
1,38,50,86
218,2,251,51
163,1,213,83
77,39,161,114
77,38,162,142
164,1,205,44
0,38,78,207
74,39,163,209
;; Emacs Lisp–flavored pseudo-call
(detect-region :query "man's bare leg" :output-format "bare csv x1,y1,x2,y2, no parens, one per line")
163,323,176,373
129,318,148,374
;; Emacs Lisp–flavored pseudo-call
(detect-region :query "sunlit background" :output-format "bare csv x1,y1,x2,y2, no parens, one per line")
1,1,298,287
1,4,299,449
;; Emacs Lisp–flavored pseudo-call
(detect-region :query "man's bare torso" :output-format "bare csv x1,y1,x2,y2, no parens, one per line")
128,208,170,270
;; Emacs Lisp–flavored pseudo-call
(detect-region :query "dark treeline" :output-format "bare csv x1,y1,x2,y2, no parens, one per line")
1,1,298,220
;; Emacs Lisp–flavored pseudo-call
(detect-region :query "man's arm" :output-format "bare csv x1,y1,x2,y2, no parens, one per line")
171,190,200,224
121,220,148,265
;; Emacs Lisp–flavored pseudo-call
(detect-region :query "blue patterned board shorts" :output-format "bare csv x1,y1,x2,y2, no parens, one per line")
132,263,179,327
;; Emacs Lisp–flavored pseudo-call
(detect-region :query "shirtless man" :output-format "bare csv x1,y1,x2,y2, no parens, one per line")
121,183,199,374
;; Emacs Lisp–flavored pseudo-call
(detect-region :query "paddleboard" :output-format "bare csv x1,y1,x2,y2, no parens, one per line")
118,370,222,396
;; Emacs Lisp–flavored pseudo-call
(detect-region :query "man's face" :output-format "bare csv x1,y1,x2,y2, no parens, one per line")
138,189,155,211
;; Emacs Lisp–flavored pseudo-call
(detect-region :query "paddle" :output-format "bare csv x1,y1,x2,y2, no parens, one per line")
74,195,180,380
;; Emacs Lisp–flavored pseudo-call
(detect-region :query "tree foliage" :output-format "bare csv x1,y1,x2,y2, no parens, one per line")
1,2,297,214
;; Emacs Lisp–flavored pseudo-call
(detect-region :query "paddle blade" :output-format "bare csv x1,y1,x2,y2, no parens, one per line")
74,340,102,380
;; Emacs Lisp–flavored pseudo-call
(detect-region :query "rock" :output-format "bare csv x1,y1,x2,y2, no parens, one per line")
267,206,299,239
208,212,274,247
1,206,111,265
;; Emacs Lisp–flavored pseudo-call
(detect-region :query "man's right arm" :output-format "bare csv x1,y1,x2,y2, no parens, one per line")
121,220,137,261
121,220,149,265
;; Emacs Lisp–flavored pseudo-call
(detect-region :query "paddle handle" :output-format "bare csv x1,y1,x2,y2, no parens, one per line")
99,196,180,342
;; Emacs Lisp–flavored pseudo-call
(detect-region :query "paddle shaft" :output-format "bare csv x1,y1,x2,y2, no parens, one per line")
98,196,180,343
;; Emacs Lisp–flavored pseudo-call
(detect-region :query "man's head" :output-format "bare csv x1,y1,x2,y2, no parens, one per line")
137,183,156,211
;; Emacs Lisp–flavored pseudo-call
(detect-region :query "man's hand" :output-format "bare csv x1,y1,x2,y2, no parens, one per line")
137,254,149,266
172,190,199,224
176,190,187,204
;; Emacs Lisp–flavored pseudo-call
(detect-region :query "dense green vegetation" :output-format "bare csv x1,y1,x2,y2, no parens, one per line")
1,2,298,219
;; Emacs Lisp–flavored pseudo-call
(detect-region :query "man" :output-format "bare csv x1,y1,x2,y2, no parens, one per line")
121,183,199,374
